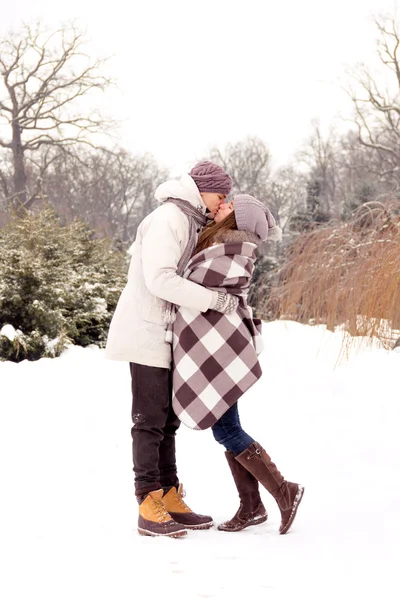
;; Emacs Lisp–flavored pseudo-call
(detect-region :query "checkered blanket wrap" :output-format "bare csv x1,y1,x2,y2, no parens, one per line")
172,242,263,430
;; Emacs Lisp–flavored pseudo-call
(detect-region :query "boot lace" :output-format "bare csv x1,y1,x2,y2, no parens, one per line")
152,498,171,523
176,488,192,513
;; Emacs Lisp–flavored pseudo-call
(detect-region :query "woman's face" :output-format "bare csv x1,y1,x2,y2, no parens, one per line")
214,201,234,223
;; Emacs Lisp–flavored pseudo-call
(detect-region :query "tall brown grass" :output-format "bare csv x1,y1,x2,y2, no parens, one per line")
259,202,400,350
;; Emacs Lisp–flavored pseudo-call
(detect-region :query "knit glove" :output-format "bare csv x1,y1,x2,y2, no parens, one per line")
212,291,239,314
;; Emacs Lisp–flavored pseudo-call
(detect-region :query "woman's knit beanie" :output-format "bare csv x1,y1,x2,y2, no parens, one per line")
233,194,282,242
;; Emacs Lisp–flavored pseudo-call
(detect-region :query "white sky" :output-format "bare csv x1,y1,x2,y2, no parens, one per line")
1,0,398,174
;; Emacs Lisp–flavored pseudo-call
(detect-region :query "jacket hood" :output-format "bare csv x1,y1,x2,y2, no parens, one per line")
154,173,207,214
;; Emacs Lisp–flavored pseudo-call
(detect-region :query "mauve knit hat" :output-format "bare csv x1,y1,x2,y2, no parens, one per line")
190,161,232,195
233,194,282,243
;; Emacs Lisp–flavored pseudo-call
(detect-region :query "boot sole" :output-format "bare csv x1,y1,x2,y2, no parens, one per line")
218,514,268,532
279,486,304,535
182,521,214,530
138,527,187,538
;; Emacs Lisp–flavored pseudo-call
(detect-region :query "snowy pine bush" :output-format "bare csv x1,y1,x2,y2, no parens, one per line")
0,208,128,361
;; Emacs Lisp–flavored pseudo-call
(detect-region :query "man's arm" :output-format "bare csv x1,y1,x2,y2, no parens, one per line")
141,207,218,312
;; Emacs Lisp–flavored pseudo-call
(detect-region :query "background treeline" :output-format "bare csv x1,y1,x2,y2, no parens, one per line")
1,16,399,360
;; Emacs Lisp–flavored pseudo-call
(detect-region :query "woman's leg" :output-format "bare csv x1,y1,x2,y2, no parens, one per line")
211,403,255,455
212,404,304,535
235,443,304,534
212,403,267,532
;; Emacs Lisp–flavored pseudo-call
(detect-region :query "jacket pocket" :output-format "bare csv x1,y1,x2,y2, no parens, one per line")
141,302,165,325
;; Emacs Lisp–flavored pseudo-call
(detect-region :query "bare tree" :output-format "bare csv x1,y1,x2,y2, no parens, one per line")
209,137,271,201
335,130,388,217
269,166,307,230
108,149,168,241
43,147,167,242
345,14,400,183
0,21,112,211
0,151,12,202
297,121,341,219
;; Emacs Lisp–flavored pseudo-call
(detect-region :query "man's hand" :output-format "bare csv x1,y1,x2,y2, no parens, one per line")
212,292,239,314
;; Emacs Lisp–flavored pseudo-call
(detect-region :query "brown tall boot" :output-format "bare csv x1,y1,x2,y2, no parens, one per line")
235,442,304,535
218,451,268,532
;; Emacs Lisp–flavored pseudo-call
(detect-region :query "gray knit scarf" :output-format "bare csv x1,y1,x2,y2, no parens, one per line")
162,198,208,324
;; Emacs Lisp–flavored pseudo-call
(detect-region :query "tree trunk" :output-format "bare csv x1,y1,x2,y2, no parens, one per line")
11,120,27,211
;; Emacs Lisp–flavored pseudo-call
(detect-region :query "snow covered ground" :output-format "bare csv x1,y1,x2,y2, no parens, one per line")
0,321,399,600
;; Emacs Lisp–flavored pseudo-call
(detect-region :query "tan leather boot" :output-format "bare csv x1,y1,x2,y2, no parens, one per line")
138,489,187,537
218,451,268,532
236,443,304,535
162,484,213,530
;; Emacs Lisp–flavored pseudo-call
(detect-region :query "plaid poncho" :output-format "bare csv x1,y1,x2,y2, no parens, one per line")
172,239,263,430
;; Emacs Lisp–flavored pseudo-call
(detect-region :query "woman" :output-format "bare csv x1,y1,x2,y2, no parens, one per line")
172,194,304,535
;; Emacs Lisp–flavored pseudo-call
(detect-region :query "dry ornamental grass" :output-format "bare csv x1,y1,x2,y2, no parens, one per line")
260,202,400,350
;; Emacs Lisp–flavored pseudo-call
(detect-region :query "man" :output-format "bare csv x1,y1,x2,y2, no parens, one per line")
106,161,236,537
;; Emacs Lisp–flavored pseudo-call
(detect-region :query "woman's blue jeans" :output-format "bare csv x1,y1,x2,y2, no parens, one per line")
211,403,255,456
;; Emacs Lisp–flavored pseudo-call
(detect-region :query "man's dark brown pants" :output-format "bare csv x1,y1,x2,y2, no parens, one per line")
130,363,180,497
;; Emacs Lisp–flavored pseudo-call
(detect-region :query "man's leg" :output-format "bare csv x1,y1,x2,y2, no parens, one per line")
158,369,180,489
130,363,187,537
159,370,213,529
130,362,171,497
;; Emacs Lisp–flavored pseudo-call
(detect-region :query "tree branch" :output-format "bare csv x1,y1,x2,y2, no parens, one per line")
24,135,99,151
0,137,11,148
0,99,12,113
